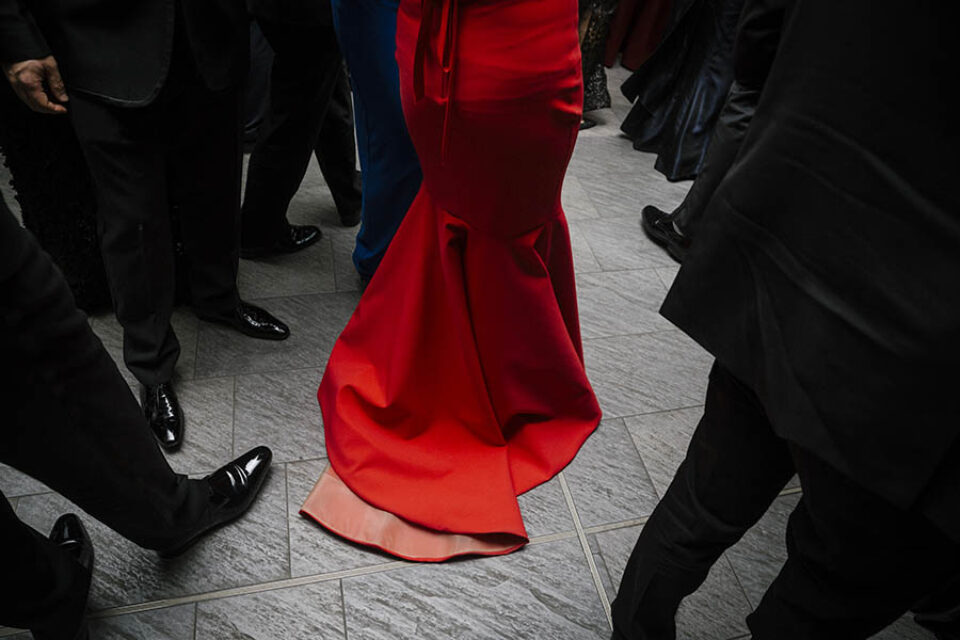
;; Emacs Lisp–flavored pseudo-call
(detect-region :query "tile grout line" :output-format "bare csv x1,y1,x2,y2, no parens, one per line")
558,472,613,629
191,602,198,640
339,580,349,640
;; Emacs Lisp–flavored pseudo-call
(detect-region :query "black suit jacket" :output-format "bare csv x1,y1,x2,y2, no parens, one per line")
661,0,960,539
0,0,248,106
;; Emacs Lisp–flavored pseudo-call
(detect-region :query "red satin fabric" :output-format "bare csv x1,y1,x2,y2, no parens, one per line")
300,0,602,561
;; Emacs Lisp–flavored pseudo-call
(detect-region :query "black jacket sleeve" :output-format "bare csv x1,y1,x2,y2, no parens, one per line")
0,0,52,63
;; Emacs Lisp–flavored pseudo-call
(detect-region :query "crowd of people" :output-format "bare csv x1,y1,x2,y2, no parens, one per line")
0,0,957,638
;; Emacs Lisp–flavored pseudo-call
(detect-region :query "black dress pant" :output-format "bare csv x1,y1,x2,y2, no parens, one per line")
610,363,960,639
0,206,209,634
241,18,361,243
69,46,242,386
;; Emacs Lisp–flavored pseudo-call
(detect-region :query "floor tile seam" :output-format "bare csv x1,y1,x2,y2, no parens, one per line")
35,530,587,626
230,376,237,457
191,602,199,640
722,551,756,618
76,560,412,622
339,580,349,640
283,463,294,580
558,472,613,629
235,286,343,303
581,326,691,345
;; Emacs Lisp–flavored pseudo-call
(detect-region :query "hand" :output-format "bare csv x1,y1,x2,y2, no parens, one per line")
2,56,68,114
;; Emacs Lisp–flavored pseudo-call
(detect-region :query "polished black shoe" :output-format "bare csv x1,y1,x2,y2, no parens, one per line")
241,224,322,259
200,302,290,341
641,205,690,264
141,382,184,451
33,515,94,640
157,446,273,558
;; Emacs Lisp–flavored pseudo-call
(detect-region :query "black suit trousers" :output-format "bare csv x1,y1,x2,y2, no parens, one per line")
69,51,242,386
241,18,360,243
610,363,960,639
0,206,210,632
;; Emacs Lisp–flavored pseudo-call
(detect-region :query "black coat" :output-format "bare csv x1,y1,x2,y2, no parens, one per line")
0,0,248,106
661,0,960,538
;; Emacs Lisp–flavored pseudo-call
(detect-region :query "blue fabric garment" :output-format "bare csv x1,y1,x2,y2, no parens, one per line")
331,0,422,278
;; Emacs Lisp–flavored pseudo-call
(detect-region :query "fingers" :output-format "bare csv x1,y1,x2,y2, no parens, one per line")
2,58,68,115
42,56,69,104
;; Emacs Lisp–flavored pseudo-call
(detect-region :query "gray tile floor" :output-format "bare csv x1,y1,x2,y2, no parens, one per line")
0,65,934,639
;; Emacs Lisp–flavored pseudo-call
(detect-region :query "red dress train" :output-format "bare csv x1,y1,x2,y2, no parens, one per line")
300,0,602,561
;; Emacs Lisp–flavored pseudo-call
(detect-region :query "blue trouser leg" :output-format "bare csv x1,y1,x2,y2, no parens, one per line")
331,0,422,279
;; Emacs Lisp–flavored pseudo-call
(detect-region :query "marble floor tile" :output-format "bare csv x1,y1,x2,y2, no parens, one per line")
342,537,610,640
195,291,358,379
167,376,236,476
286,459,398,577
576,269,674,340
569,223,602,274
2,604,196,640
624,407,703,498
564,419,659,528
568,136,649,184
518,477,575,538
582,168,690,221
238,235,336,300
597,525,751,639
570,216,680,272
89,308,200,386
15,466,290,610
656,265,681,290
234,368,326,463
195,581,345,640
0,463,50,498
584,331,712,419
562,175,601,221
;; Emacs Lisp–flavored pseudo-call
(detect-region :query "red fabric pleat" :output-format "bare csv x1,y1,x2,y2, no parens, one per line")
301,0,602,561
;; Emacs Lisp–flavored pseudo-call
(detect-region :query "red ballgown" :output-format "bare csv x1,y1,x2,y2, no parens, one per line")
300,0,602,561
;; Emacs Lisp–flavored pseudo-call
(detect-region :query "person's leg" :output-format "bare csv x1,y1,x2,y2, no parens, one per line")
241,19,344,246
0,495,89,639
166,74,243,318
610,363,795,639
243,21,275,151
747,448,960,639
671,80,759,234
0,216,208,550
331,0,422,279
315,65,362,224
68,94,179,388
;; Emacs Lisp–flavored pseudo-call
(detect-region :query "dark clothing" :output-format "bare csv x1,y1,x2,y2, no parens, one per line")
0,80,110,312
0,0,247,106
620,0,745,181
670,0,789,235
70,53,242,386
248,0,333,26
241,16,360,241
661,0,960,536
579,0,618,113
610,364,960,639
0,197,210,632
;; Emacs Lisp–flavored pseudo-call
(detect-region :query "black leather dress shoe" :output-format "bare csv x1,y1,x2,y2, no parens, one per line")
158,446,273,558
200,301,290,341
141,382,183,451
241,224,322,258
641,205,690,264
32,515,93,640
